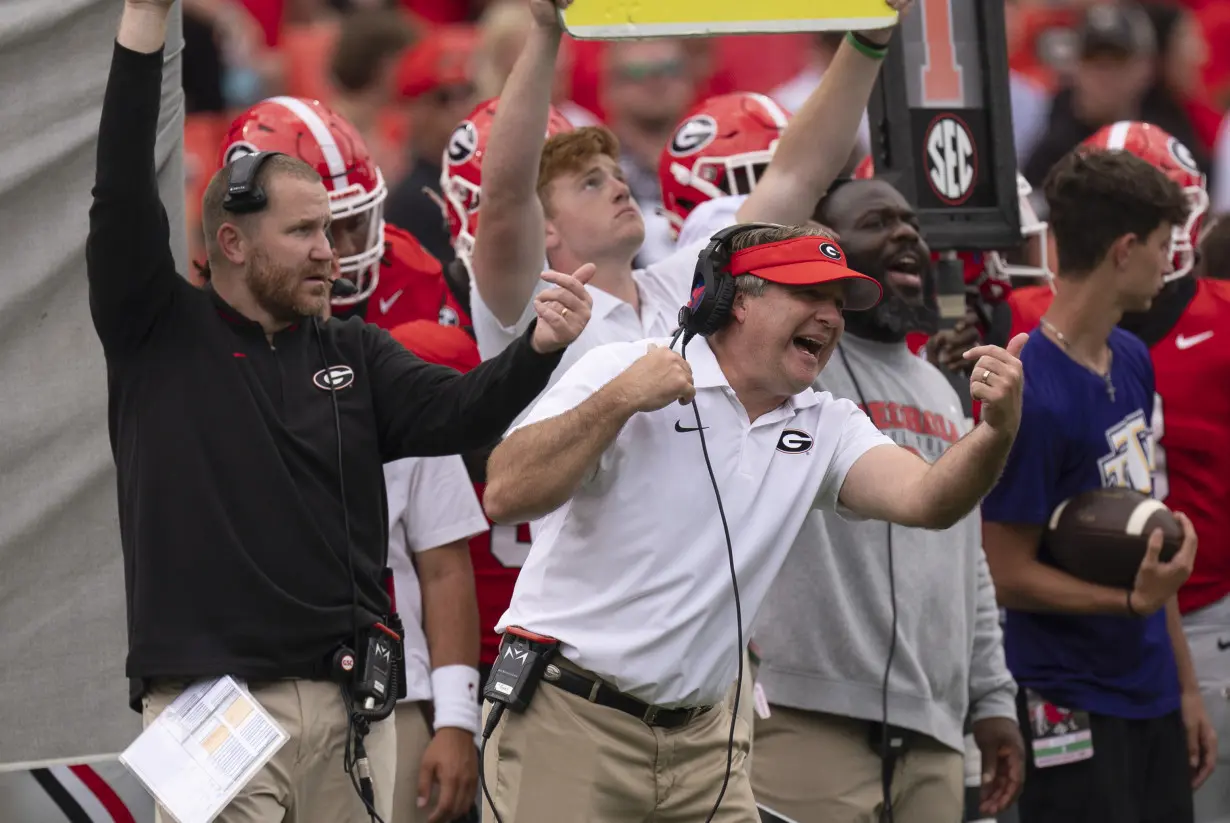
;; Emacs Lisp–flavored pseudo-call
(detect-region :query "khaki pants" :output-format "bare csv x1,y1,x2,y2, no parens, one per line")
752,707,963,823
142,678,396,823
391,702,433,823
480,669,756,822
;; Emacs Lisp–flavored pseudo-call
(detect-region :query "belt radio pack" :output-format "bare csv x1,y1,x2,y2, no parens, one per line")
332,621,405,717
483,626,560,713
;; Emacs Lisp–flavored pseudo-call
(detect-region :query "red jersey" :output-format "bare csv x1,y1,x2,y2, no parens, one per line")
358,224,470,331
387,319,529,667
1007,278,1230,614
1154,279,1230,613
1007,283,1053,339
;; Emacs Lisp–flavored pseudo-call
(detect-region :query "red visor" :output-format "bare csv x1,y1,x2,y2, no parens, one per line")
728,237,882,311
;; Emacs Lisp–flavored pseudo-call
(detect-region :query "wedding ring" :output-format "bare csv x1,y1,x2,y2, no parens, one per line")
981,369,992,384
561,307,569,319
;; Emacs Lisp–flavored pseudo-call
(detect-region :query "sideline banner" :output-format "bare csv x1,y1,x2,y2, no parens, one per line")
560,0,898,39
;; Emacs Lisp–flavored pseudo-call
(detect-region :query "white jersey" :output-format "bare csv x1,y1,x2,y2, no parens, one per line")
384,456,488,703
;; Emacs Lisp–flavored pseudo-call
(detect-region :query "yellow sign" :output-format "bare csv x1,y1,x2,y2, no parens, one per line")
560,0,898,39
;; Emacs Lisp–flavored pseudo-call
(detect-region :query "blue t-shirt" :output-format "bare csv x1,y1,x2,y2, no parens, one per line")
981,327,1179,719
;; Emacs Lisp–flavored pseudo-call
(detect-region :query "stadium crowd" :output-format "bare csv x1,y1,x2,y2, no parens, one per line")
45,0,1230,821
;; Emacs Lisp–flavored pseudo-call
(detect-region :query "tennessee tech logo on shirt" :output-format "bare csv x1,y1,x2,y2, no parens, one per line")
1098,409,1155,494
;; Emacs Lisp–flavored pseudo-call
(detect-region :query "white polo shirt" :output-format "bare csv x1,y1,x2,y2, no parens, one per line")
469,195,746,426
384,456,488,703
495,335,894,707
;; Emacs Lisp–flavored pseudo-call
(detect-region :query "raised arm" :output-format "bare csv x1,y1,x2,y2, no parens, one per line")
737,1,913,227
371,264,593,459
87,0,182,353
484,344,695,524
468,0,567,327
838,335,1027,529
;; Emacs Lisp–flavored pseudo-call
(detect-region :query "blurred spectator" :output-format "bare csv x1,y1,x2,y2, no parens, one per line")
472,0,599,126
1201,216,1230,279
1138,3,1215,167
1023,2,1155,189
600,38,696,266
183,0,282,112
771,32,871,155
328,8,416,180
385,25,479,266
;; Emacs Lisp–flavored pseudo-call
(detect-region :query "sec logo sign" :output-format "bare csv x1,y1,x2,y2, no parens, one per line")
924,114,977,206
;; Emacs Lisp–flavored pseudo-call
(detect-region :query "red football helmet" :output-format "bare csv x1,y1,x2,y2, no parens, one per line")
1082,121,1209,282
440,98,575,271
658,92,790,237
220,96,388,305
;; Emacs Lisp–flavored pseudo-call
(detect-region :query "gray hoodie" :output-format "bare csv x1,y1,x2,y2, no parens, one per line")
751,333,1017,752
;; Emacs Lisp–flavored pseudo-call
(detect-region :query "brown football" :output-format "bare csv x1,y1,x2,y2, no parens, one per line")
1044,488,1183,590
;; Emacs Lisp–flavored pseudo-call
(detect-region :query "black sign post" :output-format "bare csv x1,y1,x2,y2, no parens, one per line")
867,0,1021,253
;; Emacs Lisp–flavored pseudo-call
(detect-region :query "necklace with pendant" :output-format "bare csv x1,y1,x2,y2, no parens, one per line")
1040,317,1116,402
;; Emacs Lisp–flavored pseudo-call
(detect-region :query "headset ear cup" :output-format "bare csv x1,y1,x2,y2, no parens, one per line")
700,276,737,336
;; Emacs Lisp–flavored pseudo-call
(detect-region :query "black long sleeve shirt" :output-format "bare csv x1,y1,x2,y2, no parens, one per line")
87,43,564,707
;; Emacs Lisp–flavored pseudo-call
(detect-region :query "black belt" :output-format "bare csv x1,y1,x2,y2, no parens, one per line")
543,661,713,730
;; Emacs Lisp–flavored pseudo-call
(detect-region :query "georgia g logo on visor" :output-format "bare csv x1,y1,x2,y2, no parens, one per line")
818,242,843,262
313,365,355,391
777,429,814,454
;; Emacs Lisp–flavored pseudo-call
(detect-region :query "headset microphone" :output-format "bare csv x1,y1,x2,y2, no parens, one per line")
331,277,359,298
935,251,966,331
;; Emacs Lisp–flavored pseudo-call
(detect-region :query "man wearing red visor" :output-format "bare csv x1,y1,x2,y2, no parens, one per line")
475,224,1028,823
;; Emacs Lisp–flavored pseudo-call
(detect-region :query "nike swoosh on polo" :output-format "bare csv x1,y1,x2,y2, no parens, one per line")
379,289,404,315
1218,638,1230,652
1176,331,1214,350
674,421,708,433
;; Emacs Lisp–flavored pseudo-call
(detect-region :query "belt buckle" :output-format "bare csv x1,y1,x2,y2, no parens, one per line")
642,704,660,725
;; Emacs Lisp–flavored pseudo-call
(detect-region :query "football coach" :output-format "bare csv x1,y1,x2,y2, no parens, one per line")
478,223,1029,822
89,2,594,822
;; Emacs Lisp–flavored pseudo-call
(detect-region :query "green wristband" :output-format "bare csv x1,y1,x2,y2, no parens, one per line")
845,30,889,60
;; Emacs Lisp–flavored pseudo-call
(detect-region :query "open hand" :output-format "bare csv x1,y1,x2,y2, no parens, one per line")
1182,690,1217,790
1130,511,1197,615
964,332,1026,437
611,343,696,413
973,717,1025,816
416,727,478,823
530,263,595,354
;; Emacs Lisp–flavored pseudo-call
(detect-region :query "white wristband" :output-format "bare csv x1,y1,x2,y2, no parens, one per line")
430,665,481,735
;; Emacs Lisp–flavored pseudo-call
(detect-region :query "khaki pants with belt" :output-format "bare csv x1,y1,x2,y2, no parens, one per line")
752,707,964,823
480,662,757,822
143,678,396,823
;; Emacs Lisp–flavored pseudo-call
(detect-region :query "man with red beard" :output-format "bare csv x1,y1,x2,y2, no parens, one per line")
88,3,595,820
219,96,472,335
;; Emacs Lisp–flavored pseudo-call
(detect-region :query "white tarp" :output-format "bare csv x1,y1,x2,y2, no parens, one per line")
0,0,186,766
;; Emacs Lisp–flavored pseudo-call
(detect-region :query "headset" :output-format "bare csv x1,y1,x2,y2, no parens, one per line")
835,344,900,823
221,149,359,297
678,221,783,341
223,149,385,821
667,222,785,823
679,223,900,823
